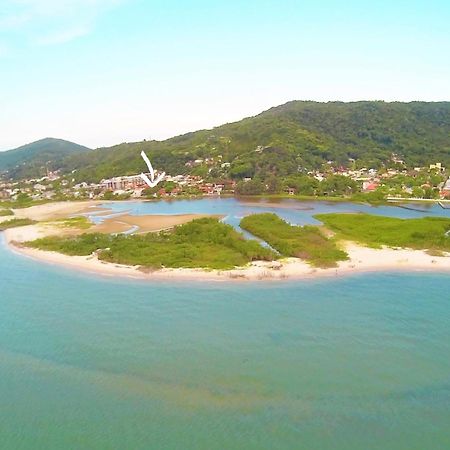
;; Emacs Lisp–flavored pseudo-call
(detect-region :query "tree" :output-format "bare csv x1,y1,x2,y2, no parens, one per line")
16,192,31,204
412,186,424,198
319,175,358,196
229,162,254,179
235,179,265,195
266,175,282,194
284,175,320,196
163,181,176,193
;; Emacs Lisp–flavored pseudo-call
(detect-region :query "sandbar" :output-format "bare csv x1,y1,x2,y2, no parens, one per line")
94,213,223,234
4,226,449,282
3,200,449,282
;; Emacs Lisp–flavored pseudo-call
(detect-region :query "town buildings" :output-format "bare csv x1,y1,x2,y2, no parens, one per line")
0,158,448,201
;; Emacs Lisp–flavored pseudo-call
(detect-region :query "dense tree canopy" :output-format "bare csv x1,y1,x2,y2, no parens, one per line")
3,101,450,182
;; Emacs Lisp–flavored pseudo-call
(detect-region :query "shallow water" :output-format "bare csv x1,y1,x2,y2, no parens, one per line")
1,233,449,449
90,197,450,235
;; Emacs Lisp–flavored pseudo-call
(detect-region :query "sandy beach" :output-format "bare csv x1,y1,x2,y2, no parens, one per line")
4,226,449,282
8,200,220,234
2,200,449,282
12,201,104,221
94,213,223,234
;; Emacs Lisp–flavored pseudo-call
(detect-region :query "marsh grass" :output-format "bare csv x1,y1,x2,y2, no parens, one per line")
0,218,36,230
315,213,450,252
240,213,348,268
26,218,277,270
0,209,14,217
53,216,92,229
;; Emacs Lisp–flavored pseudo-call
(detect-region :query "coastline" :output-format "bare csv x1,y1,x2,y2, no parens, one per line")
4,229,450,282
11,200,104,221
3,199,449,282
94,213,223,234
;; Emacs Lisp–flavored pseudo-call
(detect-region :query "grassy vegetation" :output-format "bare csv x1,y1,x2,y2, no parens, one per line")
26,217,277,270
0,198,52,209
0,218,37,230
240,213,348,268
0,209,14,216
315,213,450,252
53,216,92,229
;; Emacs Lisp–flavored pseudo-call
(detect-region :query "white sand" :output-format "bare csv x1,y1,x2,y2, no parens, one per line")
12,201,102,221
4,224,450,282
3,200,449,282
94,213,223,234
0,216,14,224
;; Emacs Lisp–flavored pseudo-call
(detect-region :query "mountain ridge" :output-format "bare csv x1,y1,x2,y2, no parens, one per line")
65,100,450,182
4,101,450,181
0,138,91,179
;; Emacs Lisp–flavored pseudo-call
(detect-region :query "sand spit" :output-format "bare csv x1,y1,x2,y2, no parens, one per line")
94,213,223,234
8,200,222,234
3,200,449,282
4,225,450,282
12,201,103,221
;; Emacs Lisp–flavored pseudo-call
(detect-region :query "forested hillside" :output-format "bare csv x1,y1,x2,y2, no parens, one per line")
64,101,450,183
5,101,450,182
0,138,91,179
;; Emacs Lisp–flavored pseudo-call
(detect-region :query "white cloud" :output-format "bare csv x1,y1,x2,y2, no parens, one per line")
0,0,125,47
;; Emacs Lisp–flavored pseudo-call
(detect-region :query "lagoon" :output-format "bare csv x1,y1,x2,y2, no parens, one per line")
90,196,450,231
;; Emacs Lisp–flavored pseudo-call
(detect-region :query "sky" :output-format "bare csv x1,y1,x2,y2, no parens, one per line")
0,0,449,150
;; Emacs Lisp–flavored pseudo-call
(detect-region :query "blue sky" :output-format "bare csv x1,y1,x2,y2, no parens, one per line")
1,0,449,150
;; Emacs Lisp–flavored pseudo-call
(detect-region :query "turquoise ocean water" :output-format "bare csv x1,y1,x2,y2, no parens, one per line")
1,199,450,449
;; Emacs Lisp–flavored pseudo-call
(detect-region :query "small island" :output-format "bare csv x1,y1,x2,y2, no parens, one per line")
1,200,449,281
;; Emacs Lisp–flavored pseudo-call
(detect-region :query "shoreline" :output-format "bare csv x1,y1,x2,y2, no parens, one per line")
4,230,450,282
3,199,449,283
93,213,224,234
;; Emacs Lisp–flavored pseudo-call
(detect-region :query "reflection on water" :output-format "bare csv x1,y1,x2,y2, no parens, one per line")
88,197,450,233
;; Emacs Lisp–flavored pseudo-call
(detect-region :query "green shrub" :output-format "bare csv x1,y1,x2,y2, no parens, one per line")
54,216,92,229
0,218,36,230
240,213,348,268
315,213,450,252
26,218,277,270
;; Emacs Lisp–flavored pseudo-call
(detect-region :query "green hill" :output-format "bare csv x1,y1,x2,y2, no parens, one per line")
0,138,91,179
6,102,450,182
65,101,450,183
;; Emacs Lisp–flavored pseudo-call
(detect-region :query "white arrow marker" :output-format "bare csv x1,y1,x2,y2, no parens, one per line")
140,150,165,188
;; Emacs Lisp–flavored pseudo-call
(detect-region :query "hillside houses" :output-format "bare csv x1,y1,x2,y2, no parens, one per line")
0,157,448,202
